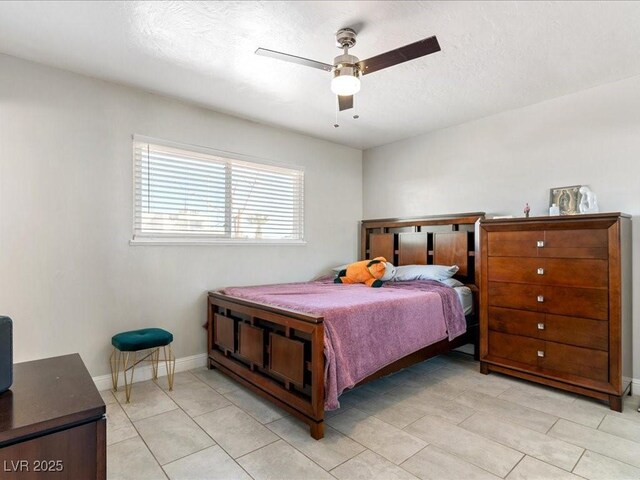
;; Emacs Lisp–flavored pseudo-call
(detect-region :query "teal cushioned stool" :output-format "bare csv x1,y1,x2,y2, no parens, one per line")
109,328,175,402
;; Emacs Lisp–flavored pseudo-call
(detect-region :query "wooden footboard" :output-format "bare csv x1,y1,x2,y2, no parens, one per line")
207,292,326,439
207,292,478,440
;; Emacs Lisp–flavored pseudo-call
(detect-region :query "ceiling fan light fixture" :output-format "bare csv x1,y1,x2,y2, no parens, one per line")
256,28,441,113
331,62,361,95
331,73,361,96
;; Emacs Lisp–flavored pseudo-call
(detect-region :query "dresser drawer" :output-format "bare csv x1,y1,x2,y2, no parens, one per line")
541,341,609,383
488,282,608,320
487,229,608,259
488,306,608,351
487,257,608,288
488,331,609,383
488,231,540,257
541,229,608,259
488,331,542,367
488,307,543,338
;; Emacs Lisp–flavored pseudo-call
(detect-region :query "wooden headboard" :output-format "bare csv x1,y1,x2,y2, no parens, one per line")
360,212,485,286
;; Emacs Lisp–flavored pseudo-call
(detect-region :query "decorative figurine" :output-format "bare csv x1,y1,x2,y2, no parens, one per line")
524,203,531,218
579,186,599,214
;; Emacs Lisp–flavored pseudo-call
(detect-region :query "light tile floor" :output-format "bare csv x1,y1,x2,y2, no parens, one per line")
105,352,640,480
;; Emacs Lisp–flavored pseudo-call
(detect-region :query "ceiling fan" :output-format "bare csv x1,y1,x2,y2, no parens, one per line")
255,28,441,113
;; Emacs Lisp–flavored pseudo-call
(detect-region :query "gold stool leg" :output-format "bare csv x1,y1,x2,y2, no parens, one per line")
151,348,159,382
163,345,175,391
123,351,137,403
110,348,120,392
169,345,175,390
119,351,126,391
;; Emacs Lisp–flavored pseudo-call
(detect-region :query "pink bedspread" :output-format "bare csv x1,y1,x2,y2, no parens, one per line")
223,278,466,409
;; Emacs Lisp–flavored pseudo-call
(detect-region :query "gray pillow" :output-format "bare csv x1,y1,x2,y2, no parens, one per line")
393,264,459,282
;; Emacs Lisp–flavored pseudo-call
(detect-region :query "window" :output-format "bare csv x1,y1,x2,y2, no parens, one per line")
132,136,304,244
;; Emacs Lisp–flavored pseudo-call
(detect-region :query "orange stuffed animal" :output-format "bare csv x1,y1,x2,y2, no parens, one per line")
334,257,396,288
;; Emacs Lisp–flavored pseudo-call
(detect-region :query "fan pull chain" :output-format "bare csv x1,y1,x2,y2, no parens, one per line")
334,100,359,126
334,101,339,128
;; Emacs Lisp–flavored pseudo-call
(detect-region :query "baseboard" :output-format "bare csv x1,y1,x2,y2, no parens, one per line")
93,359,640,395
92,353,208,392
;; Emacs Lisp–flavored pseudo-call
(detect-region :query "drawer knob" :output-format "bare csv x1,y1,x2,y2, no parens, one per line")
537,323,545,330
537,268,545,275
537,240,545,247
537,350,545,358
537,295,545,303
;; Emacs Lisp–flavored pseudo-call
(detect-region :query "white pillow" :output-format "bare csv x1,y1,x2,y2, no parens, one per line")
439,277,465,288
393,264,459,282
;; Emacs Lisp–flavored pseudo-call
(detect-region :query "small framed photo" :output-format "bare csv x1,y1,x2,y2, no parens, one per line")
549,185,582,215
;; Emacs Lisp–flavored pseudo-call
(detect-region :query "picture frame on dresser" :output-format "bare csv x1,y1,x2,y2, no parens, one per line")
479,212,632,411
549,185,583,215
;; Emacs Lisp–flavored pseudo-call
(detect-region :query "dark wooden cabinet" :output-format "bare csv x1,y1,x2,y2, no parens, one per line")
480,213,632,411
0,354,106,479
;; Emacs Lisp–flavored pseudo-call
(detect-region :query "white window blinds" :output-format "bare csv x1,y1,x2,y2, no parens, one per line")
133,137,304,243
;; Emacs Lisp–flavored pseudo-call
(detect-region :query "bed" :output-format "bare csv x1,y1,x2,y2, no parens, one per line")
206,212,484,439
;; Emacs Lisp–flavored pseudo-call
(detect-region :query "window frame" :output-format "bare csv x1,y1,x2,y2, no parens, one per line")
130,135,305,246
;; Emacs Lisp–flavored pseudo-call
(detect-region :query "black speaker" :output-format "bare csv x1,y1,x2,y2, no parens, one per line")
0,316,12,393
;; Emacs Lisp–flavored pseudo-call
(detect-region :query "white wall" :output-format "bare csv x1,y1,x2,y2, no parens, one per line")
364,74,640,375
0,54,362,376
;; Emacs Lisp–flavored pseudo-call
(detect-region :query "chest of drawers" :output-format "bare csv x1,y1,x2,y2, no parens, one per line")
0,354,106,479
479,213,632,411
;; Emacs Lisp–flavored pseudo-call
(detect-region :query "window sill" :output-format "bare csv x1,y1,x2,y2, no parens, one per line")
129,238,307,246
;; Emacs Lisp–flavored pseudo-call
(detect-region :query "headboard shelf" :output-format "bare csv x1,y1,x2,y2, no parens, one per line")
360,212,485,230
360,212,485,286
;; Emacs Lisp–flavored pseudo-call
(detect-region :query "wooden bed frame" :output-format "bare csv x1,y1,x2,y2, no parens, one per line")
206,212,485,439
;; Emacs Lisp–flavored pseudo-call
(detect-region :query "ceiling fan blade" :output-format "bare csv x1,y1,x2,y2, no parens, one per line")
338,95,353,111
357,35,441,76
255,48,332,71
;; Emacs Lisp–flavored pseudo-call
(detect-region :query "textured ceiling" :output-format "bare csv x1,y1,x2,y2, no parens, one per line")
1,1,640,149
